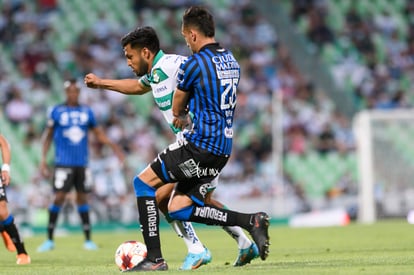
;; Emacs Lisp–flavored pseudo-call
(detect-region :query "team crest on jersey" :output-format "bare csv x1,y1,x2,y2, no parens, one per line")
153,71,160,83
151,69,168,84
63,125,86,144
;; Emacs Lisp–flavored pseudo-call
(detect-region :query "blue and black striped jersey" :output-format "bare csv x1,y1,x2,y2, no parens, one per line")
47,103,97,166
177,43,240,156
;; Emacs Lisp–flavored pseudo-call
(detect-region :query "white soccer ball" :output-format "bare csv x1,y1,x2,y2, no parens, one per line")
114,240,147,271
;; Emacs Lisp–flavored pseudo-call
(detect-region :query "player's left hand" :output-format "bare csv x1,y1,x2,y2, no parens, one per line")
1,170,10,186
173,114,191,130
113,145,126,167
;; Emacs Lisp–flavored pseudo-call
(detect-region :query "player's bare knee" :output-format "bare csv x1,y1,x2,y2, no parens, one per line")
76,193,88,205
54,193,66,205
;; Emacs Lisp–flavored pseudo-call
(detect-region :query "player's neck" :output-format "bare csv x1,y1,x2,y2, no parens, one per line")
196,37,216,52
66,101,79,107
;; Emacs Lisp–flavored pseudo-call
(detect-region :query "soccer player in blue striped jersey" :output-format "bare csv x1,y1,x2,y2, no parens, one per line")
126,6,270,272
84,26,259,269
37,80,125,252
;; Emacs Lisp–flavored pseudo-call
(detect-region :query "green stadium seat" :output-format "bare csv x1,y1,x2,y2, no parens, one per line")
327,3,344,32
296,16,308,34
284,151,358,199
321,44,340,65
333,0,352,13
372,33,386,64
355,1,371,16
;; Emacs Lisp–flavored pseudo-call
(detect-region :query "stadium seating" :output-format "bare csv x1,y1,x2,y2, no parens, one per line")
273,0,414,201
284,152,357,199
288,0,414,106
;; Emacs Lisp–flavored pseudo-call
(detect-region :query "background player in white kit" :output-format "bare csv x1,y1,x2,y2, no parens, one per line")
84,26,259,269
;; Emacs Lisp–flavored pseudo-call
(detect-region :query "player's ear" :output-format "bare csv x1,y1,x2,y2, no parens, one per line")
141,48,149,60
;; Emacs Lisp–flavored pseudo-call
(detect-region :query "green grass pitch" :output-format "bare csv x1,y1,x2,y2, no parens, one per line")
1,219,414,274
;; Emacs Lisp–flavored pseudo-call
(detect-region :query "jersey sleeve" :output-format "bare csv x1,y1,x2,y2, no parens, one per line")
139,74,151,88
176,57,199,93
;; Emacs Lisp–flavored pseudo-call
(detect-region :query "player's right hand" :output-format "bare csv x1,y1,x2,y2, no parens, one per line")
40,161,50,178
1,170,10,186
84,73,101,89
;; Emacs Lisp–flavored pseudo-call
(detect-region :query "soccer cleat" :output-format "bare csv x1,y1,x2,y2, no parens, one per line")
1,231,16,252
84,240,98,250
122,258,168,272
233,242,259,266
180,247,212,270
248,212,270,260
16,253,31,264
37,239,55,252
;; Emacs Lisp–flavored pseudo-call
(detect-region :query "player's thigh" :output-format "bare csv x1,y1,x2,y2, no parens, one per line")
156,184,174,203
156,184,175,214
168,191,194,212
0,200,9,220
138,165,164,188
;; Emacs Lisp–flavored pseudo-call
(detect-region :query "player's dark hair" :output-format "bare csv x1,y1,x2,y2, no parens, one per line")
182,6,215,37
121,26,160,53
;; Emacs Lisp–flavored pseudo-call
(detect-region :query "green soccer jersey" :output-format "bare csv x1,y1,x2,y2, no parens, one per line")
139,50,187,134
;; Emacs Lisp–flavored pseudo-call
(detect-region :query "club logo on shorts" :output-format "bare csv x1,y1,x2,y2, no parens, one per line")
199,183,213,198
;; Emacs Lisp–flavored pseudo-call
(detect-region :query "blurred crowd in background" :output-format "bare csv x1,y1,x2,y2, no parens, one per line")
0,0,413,226
292,0,413,110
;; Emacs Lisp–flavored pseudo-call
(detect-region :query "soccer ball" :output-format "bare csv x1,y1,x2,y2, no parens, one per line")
114,240,147,271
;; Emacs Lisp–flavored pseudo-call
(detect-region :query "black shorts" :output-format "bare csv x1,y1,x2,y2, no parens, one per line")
0,180,7,202
150,140,229,205
52,166,92,193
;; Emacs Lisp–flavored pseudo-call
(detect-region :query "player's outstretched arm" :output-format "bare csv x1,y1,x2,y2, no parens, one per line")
0,134,11,185
84,73,150,95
